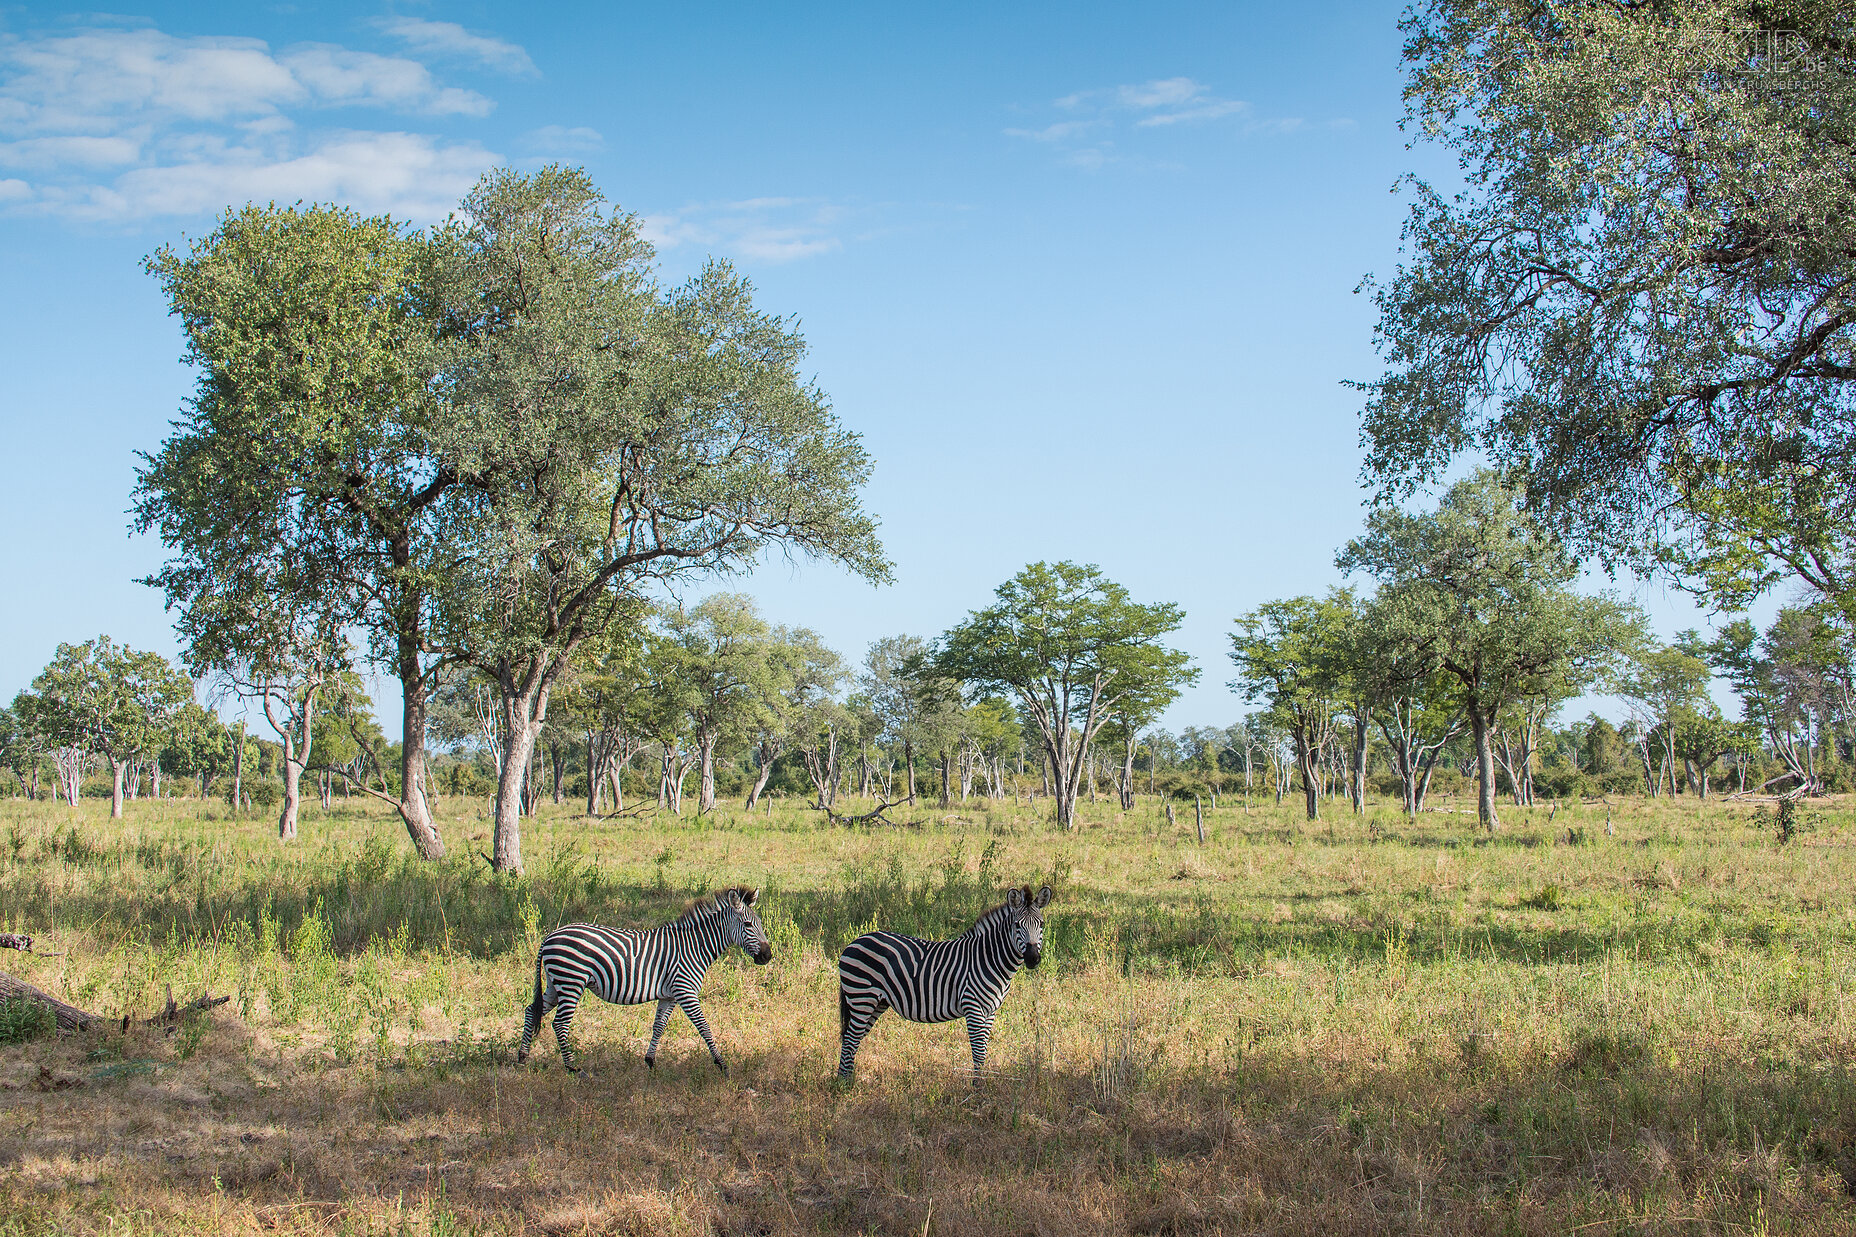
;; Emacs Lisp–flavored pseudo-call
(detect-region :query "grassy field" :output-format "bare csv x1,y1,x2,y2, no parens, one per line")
2,789,1855,1235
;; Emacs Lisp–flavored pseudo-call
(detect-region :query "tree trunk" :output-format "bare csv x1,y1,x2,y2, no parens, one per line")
746,741,777,810
275,688,314,843
110,757,125,819
938,750,951,808
395,663,446,860
491,677,554,874
697,728,718,814
1121,731,1137,810
1350,709,1369,815
1468,704,1499,832
1294,724,1319,822
587,734,600,815
904,739,917,804
494,718,535,873
232,721,244,812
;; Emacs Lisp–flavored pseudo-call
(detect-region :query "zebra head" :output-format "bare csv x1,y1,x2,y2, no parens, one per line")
1005,884,1053,969
720,887,773,965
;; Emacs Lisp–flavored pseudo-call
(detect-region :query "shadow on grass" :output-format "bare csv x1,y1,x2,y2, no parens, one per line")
6,1001,1854,1237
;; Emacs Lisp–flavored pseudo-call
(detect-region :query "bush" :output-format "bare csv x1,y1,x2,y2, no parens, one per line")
1533,768,1587,799
1598,770,1644,796
219,778,281,809
0,997,55,1045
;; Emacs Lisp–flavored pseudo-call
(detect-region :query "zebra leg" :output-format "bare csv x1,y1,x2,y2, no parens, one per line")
837,994,887,1080
965,1007,998,1080
644,997,675,1069
551,983,585,1073
676,993,727,1076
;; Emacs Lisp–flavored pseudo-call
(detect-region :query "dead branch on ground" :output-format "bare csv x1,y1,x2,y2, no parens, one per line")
818,797,898,826
0,974,230,1034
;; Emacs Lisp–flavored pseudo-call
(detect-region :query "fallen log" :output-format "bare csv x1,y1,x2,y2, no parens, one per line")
0,974,230,1034
818,797,898,826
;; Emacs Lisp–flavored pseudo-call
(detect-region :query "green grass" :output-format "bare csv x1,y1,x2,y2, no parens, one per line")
1,789,1855,1234
0,998,54,1046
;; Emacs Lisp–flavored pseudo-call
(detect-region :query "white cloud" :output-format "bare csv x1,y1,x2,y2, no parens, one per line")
0,134,142,169
371,18,537,76
0,22,502,222
279,46,490,116
0,27,489,131
1002,120,1095,143
524,124,603,154
54,131,496,222
1116,77,1203,109
641,197,849,264
1134,99,1249,127
1009,76,1306,168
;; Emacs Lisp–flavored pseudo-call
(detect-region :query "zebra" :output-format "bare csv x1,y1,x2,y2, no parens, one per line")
516,886,772,1075
836,883,1052,1081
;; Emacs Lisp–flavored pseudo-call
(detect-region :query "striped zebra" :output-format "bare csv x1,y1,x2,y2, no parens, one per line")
836,883,1052,1081
516,887,772,1075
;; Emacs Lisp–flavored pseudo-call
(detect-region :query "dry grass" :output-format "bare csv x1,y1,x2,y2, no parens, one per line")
2,791,1856,1234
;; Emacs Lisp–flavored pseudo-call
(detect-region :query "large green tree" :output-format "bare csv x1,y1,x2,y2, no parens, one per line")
137,169,888,874
1338,473,1639,829
933,562,1190,831
135,202,457,858
1360,0,1856,617
433,167,887,872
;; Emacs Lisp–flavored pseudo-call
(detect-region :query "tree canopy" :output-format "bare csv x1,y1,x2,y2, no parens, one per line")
933,561,1191,831
1359,0,1856,616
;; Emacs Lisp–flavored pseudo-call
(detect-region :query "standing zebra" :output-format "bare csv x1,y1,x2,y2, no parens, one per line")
836,883,1052,1081
517,887,772,1075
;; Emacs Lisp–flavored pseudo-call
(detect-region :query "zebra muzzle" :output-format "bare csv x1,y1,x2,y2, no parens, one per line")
1023,945,1042,969
754,946,773,965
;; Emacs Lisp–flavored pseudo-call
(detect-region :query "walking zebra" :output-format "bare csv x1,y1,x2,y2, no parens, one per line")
517,887,772,1075
836,883,1052,1081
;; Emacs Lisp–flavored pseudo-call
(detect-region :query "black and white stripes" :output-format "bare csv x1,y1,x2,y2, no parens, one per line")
836,883,1052,1080
516,886,772,1074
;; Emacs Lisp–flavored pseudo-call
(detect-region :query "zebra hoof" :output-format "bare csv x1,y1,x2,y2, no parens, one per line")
564,1063,582,1075
714,1059,729,1077
644,1056,655,1070
514,1051,527,1065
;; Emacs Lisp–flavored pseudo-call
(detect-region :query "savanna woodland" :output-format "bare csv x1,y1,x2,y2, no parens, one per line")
8,2,1856,1234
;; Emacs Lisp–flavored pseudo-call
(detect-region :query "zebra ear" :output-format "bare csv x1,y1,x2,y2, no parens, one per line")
1033,885,1052,909
742,887,759,907
1006,887,1025,910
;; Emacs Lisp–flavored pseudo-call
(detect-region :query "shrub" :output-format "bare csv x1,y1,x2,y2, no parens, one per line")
0,997,55,1045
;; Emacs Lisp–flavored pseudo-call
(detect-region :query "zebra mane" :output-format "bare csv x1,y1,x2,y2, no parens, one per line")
969,885,1038,934
674,887,754,923
970,899,1017,934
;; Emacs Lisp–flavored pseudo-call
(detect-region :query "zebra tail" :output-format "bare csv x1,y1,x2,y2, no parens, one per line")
839,984,850,1041
527,951,546,1022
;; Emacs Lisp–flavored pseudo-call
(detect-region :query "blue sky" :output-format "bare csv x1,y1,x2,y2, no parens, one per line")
0,1,1731,732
